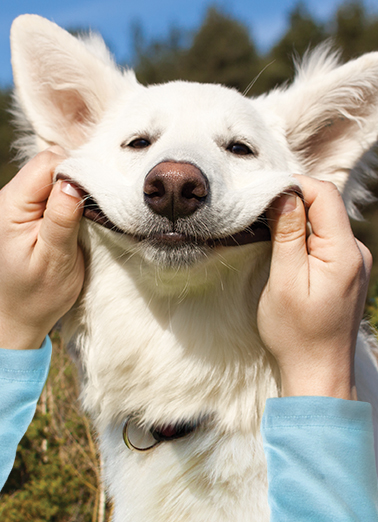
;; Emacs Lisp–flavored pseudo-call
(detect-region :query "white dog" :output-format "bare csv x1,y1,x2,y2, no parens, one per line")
10,14,378,521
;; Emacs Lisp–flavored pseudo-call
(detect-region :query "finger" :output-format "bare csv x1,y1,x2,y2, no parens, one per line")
294,175,355,248
45,145,66,156
2,150,67,220
266,192,309,282
36,179,84,257
355,238,373,275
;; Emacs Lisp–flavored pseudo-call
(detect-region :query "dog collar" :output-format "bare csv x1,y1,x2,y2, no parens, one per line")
123,416,198,452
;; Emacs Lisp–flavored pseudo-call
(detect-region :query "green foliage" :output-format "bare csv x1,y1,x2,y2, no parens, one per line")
265,3,326,90
333,1,378,60
0,91,17,188
132,2,378,95
134,8,260,91
182,7,259,91
366,280,378,332
132,22,188,85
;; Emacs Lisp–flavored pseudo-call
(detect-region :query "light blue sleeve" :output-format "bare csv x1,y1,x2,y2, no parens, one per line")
261,397,378,521
0,337,52,491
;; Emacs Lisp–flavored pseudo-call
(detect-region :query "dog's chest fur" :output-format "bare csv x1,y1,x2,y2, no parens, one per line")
66,225,276,521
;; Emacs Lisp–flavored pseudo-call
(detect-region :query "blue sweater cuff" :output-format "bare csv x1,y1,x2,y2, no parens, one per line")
0,336,52,383
262,396,373,430
261,397,378,521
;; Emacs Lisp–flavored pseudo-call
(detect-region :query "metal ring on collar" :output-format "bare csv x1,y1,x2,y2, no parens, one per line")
123,416,161,453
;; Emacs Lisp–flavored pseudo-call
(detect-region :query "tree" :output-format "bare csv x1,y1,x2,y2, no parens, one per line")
181,7,260,91
333,1,378,59
264,3,326,90
134,7,261,92
131,23,188,85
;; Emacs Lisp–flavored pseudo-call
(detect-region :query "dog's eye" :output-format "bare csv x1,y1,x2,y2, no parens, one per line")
227,142,254,156
125,138,151,149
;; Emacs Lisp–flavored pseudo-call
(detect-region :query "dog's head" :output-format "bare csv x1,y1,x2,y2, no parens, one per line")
10,15,378,273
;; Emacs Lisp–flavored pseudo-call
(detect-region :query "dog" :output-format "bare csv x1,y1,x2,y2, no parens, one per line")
10,14,378,521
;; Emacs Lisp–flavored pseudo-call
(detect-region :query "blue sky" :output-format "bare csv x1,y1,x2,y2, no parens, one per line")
1,0,377,88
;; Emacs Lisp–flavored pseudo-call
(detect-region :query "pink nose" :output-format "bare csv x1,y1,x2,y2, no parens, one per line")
144,162,209,221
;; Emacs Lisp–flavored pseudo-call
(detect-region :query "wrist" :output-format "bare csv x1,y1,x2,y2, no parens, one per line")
280,368,357,400
0,316,50,351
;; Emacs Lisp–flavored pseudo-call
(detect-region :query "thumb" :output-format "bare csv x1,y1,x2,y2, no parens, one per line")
37,180,84,256
266,193,308,279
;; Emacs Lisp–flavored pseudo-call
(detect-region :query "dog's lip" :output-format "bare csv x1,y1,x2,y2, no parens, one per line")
209,219,270,246
56,174,296,247
144,220,271,246
56,174,125,234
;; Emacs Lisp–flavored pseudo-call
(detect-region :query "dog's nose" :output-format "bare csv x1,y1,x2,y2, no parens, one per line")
144,162,208,221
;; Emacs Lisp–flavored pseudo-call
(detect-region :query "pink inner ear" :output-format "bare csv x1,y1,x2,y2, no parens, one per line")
44,88,92,147
50,89,91,124
290,115,358,168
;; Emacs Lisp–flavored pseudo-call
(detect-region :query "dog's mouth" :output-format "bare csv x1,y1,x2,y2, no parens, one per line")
83,194,126,233
144,221,271,247
57,175,271,246
84,197,271,247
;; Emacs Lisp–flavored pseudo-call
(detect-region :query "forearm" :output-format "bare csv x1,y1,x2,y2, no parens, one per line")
0,337,51,490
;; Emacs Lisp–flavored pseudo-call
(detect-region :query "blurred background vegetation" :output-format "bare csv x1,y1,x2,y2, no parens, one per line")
1,1,378,520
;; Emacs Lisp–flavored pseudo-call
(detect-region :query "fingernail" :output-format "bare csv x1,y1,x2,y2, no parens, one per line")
274,194,298,214
60,180,83,199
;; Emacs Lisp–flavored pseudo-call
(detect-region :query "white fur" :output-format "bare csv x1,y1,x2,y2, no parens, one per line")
10,15,378,521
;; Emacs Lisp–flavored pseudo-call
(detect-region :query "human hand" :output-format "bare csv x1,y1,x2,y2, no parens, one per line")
0,148,84,351
257,176,372,400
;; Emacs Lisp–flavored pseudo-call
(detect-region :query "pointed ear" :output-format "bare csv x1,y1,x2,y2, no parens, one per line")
11,14,138,151
263,46,378,218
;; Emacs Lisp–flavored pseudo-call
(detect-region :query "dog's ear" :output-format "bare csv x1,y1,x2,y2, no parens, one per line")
262,45,378,218
11,15,137,151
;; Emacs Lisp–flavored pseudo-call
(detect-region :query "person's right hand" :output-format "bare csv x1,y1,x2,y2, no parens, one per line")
0,148,85,351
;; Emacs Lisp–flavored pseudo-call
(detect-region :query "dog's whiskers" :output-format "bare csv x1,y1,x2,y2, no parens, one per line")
243,60,275,97
215,253,240,274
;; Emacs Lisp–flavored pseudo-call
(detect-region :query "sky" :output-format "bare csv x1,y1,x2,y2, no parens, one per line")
1,0,377,88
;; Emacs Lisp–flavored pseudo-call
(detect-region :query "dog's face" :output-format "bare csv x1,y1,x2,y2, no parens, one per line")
55,81,299,270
